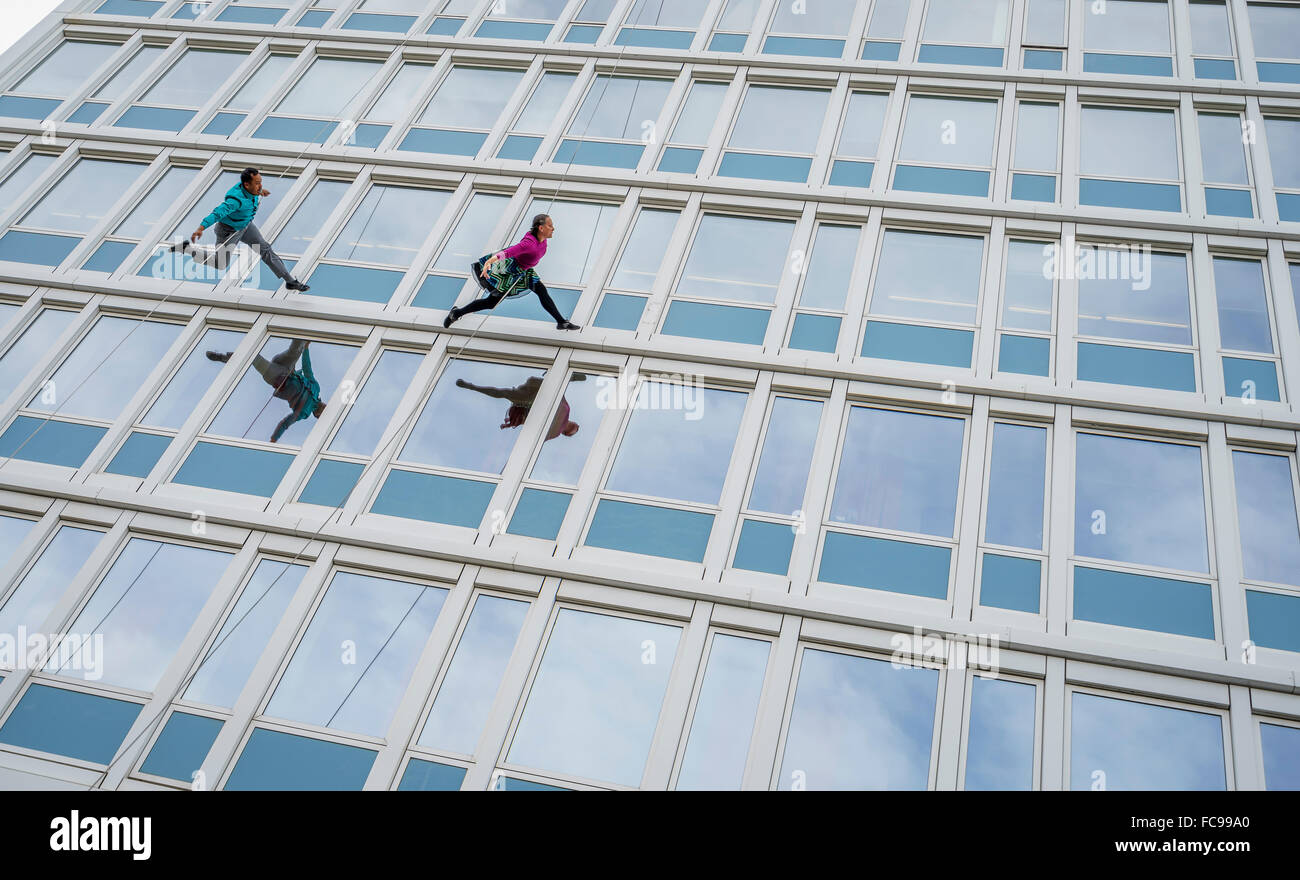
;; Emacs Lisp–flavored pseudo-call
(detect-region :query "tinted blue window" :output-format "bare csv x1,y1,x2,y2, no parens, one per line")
980,554,1041,613
964,676,1036,790
585,294,642,331
918,45,1004,66
818,531,951,599
662,301,769,345
170,3,201,18
1082,53,1174,75
67,102,108,125
304,263,405,304
398,759,466,791
0,416,105,468
733,519,795,575
788,313,840,353
97,0,164,14
348,123,389,149
1076,342,1196,392
483,286,579,323
585,499,714,562
0,684,140,764
1070,692,1225,790
372,470,495,528
224,728,376,790
1246,590,1300,653
566,24,604,43
105,431,171,478
0,231,81,267
1223,357,1280,402
139,712,223,783
412,274,465,310
998,334,1051,376
893,166,991,197
507,488,570,540
1194,58,1237,79
498,135,542,161
1204,187,1253,217
1276,193,1300,222
1011,173,1056,202
1073,566,1215,639
202,111,246,136
0,96,61,120
343,12,417,32
1079,178,1181,211
1260,723,1300,790
762,36,844,57
252,116,339,144
81,240,136,274
296,9,332,27
616,27,694,49
427,17,463,35
173,442,294,496
862,322,975,368
862,41,902,61
718,152,813,183
552,139,645,169
399,128,488,157
475,20,554,40
498,776,571,790
710,32,747,51
829,159,874,188
299,459,365,507
216,6,285,24
658,147,703,173
1024,49,1063,70
1258,62,1300,83
115,105,197,131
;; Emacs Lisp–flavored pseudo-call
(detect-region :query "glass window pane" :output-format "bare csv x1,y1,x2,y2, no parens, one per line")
1198,113,1248,185
225,54,294,112
1074,433,1209,572
870,230,984,324
1025,0,1067,44
270,179,350,257
527,373,605,486
1084,0,1171,53
15,42,119,97
627,0,704,29
1080,107,1179,180
729,87,830,154
868,0,911,38
143,49,249,108
1014,102,1059,171
432,192,511,272
677,214,795,304
1264,118,1300,190
19,159,148,234
113,166,200,240
0,515,35,572
605,383,747,505
507,608,682,787
1002,240,1054,332
400,360,548,474
798,224,859,312
965,676,1036,790
1214,258,1273,353
326,185,450,267
1070,692,1225,790
676,634,769,790
1232,451,1300,586
1077,250,1191,345
899,96,998,167
512,71,576,135
0,526,102,642
747,397,821,515
567,76,673,141
142,327,244,429
1261,723,1300,790
487,0,566,18
182,560,307,708
924,0,1010,44
275,58,384,117
366,63,433,123
265,571,448,738
50,539,233,692
718,0,760,31
0,153,58,210
0,309,77,394
837,92,888,158
93,45,166,101
417,594,529,754
165,174,230,240
830,406,966,537
327,350,423,456
611,209,678,292
578,0,618,21
420,67,524,129
511,198,618,286
770,0,856,36
780,648,939,790
30,316,182,421
985,423,1047,550
668,81,726,146
1249,3,1300,59
1190,1,1233,55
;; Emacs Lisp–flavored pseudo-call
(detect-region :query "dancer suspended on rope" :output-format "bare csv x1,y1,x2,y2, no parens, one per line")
168,167,311,293
443,213,581,331
206,339,325,443
455,372,584,440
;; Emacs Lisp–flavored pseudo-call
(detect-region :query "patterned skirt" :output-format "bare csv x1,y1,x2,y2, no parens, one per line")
472,254,540,300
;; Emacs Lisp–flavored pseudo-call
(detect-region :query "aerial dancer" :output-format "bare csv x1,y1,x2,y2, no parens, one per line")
455,373,583,441
443,213,581,331
206,339,326,443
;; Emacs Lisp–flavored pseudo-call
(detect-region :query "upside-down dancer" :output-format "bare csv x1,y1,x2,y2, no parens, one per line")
443,213,581,331
455,373,583,441
206,339,325,443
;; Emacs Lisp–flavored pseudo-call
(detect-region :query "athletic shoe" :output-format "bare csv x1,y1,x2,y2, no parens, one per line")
285,279,310,292
168,238,189,254
206,351,231,362
556,321,581,331
443,307,461,329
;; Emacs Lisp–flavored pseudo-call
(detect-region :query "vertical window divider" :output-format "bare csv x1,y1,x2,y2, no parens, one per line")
1056,224,1079,382
636,194,698,338
1040,655,1067,788
837,210,882,355
695,70,746,182
870,78,907,199
806,75,848,187
1265,241,1300,400
1207,424,1249,657
992,81,1017,201
690,0,728,52
953,397,993,622
843,0,873,61
639,601,711,788
1244,97,1279,225
701,372,771,578
933,638,970,789
1191,236,1228,402
1172,0,1199,79
898,0,926,62
1044,405,1071,636
1179,94,1208,218
761,204,816,352
784,379,848,597
742,614,799,789
1228,0,1259,86
975,218,1008,380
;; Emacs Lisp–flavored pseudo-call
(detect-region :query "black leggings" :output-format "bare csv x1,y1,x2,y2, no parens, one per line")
460,280,565,323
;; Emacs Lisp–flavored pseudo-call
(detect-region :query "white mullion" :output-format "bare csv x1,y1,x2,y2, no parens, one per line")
695,68,746,182
992,81,1016,202
933,642,968,789
1228,0,1259,87
784,379,848,597
701,372,770,578
1244,96,1279,226
869,77,907,199
1044,402,1071,636
1206,422,1249,655
835,209,881,355
1040,654,1066,788
1180,92,1208,220
761,202,815,352
1192,234,1227,401
1056,222,1078,383
636,191,699,339
740,613,798,789
385,175,475,311
952,396,991,622
1228,684,1263,789
1171,0,1196,80
975,218,1007,379
640,600,708,788
1265,241,1300,404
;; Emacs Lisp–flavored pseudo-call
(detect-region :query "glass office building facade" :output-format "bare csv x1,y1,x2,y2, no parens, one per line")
0,0,1297,790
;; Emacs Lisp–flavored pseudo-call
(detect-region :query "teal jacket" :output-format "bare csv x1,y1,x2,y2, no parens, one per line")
201,182,260,231
271,347,322,443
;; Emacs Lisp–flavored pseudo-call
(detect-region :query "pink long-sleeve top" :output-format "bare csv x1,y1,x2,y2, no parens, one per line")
496,231,547,269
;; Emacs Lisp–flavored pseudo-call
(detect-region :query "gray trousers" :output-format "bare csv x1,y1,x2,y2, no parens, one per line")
195,221,292,282
253,339,306,392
